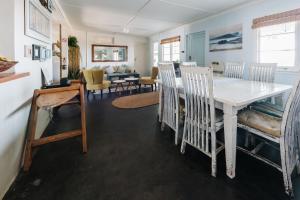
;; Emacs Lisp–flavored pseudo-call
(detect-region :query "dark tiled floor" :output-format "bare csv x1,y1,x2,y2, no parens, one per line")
4,91,300,200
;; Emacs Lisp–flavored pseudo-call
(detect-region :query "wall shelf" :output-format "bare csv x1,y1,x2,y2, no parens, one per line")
0,72,30,84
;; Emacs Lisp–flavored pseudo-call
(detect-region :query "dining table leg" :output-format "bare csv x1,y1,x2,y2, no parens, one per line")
158,84,163,122
223,104,238,179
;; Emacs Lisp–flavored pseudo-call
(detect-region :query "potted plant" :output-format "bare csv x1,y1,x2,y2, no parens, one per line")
68,36,81,80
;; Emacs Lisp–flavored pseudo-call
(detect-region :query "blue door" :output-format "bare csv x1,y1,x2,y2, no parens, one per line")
186,31,206,66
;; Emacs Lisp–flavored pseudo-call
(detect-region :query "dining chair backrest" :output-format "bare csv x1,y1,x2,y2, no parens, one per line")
248,63,276,83
158,63,179,132
224,62,245,79
280,77,300,186
181,62,197,68
180,67,216,153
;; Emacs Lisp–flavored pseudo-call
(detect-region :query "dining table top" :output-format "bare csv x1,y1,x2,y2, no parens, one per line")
159,77,293,107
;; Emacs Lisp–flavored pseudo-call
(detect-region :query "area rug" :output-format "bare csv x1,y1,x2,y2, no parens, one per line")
112,92,159,109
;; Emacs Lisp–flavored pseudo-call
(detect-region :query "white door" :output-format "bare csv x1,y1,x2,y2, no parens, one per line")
186,31,206,66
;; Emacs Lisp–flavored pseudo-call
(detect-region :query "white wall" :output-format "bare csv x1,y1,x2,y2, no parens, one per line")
150,0,300,85
74,30,150,76
0,0,54,198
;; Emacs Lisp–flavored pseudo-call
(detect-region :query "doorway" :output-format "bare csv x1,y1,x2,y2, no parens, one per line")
185,31,206,66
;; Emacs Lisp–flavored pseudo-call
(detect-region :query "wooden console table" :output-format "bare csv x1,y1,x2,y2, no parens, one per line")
23,83,87,171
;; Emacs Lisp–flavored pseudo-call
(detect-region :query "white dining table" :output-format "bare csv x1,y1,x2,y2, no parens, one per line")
158,77,292,178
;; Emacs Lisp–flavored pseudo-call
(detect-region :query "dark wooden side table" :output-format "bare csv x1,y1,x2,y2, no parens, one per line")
23,83,87,171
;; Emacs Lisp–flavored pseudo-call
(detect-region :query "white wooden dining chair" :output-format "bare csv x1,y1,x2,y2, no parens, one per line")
181,62,197,67
158,63,180,145
180,67,224,177
237,77,300,196
248,63,276,83
224,62,245,79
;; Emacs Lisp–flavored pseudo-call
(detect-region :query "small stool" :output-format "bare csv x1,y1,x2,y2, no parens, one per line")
124,77,139,94
113,80,126,95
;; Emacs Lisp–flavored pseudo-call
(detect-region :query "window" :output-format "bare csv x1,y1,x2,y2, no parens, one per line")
161,36,180,62
258,22,298,69
153,42,159,66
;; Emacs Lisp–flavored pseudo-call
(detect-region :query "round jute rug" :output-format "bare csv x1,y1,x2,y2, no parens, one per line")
112,92,159,109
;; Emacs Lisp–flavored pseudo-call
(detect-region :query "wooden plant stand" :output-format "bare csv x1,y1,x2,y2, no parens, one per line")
23,83,87,171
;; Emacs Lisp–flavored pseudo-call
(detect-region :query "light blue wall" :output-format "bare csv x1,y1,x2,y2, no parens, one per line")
150,0,300,85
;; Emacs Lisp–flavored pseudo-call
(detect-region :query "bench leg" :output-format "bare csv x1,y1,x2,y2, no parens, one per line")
24,93,39,171
80,85,88,153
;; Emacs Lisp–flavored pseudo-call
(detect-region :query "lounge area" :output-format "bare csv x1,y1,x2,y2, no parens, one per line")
1,0,300,200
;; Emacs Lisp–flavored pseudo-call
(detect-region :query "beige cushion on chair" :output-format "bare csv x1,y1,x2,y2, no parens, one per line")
140,76,155,85
238,109,282,138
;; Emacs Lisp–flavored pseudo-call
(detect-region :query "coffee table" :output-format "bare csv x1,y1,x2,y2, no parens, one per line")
113,80,126,95
124,77,139,94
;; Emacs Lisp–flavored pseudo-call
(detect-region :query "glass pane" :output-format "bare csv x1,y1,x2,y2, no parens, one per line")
172,42,180,54
172,53,180,62
260,33,295,51
153,42,159,53
163,43,171,61
163,54,171,62
260,50,295,67
153,55,158,66
260,22,295,36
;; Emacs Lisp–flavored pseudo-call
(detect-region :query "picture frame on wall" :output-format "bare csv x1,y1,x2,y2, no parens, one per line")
32,44,41,60
40,46,47,61
25,0,52,44
46,49,51,59
209,24,243,52
39,0,54,13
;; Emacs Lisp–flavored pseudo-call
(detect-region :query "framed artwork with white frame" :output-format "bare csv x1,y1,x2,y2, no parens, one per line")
25,0,52,43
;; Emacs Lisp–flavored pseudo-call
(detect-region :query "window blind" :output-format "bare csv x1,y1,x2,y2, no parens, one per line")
252,8,300,29
160,36,180,44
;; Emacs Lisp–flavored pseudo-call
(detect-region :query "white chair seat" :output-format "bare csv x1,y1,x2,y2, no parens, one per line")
238,109,281,138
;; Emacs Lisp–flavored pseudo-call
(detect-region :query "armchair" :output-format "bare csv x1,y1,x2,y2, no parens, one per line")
139,67,159,91
82,69,111,98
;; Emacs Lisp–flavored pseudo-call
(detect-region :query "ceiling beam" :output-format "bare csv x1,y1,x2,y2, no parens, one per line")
125,0,152,27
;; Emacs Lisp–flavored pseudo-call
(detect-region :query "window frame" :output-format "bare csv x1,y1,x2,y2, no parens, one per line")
257,21,300,72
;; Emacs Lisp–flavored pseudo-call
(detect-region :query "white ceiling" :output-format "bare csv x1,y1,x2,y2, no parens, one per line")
58,0,258,37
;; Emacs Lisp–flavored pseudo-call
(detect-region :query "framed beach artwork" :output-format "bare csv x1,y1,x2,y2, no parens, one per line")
25,0,51,43
209,24,243,52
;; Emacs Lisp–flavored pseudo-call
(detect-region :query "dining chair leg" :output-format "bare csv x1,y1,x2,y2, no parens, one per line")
244,131,255,148
280,139,293,196
175,108,179,145
175,129,178,146
151,84,154,91
100,89,103,98
297,161,300,175
180,124,187,154
211,133,217,177
108,87,111,94
244,131,250,148
161,122,165,131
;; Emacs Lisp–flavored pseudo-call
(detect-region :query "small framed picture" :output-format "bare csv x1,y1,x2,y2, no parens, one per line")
40,46,47,61
47,0,53,12
32,44,41,60
46,49,51,59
